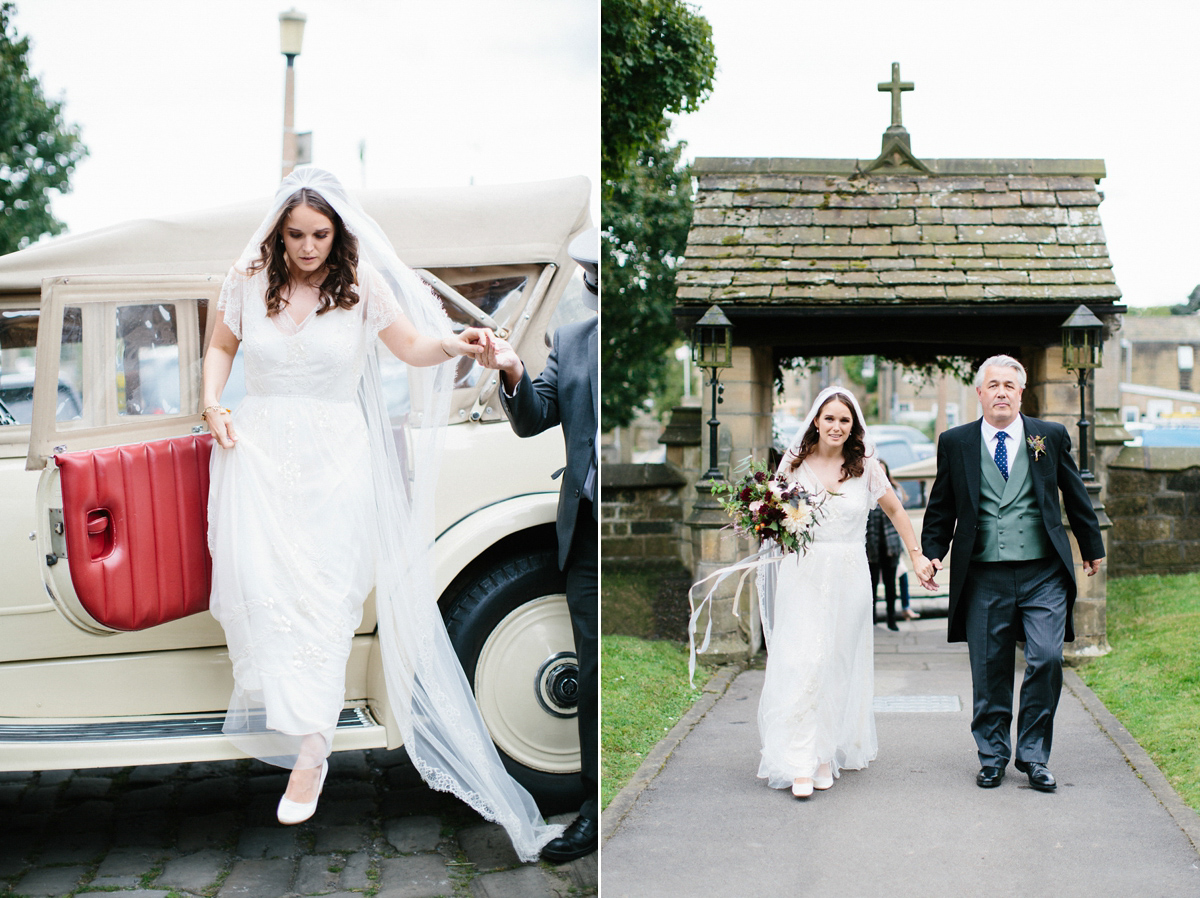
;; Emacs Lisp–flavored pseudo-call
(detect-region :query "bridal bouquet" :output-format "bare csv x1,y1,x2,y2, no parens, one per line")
711,459,827,556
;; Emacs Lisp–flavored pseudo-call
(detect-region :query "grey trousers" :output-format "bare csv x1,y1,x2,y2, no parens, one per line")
963,556,1070,767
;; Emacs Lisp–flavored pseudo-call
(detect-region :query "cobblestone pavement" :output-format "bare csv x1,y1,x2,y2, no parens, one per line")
0,749,596,898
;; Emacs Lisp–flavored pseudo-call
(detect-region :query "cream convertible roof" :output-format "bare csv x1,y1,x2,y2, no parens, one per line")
0,176,591,295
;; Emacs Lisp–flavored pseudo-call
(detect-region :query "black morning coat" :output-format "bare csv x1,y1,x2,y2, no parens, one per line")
920,414,1106,643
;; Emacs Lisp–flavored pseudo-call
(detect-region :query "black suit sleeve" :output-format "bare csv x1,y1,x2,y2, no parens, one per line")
1053,425,1106,562
501,331,561,438
921,431,957,563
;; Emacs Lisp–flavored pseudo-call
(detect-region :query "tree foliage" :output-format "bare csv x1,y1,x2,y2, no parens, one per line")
602,140,694,430
0,1,87,256
601,0,716,430
601,0,715,192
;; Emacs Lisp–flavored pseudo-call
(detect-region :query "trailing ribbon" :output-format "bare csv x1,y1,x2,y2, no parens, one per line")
687,543,785,686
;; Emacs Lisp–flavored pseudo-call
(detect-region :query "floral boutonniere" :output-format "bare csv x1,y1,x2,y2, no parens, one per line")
1027,434,1047,461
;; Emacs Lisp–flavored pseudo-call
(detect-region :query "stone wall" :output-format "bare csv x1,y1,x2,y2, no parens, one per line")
1106,447,1200,579
600,463,690,564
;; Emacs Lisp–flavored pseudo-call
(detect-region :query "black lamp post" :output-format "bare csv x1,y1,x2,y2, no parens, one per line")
691,305,734,482
1061,304,1105,482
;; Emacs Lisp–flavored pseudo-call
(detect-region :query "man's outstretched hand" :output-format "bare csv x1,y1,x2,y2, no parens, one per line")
467,329,524,389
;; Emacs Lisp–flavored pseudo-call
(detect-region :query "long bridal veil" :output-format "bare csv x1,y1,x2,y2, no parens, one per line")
226,168,560,860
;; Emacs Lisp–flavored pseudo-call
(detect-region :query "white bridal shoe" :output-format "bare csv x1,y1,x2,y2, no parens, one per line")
792,778,814,798
814,763,834,791
277,761,329,825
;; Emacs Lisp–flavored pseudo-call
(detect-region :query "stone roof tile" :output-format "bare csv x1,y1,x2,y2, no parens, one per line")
677,160,1121,311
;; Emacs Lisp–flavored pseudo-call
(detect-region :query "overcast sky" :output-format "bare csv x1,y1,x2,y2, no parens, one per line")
670,0,1200,308
13,0,598,236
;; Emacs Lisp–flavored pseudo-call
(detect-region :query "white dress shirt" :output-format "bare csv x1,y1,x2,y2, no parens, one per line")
981,415,1025,473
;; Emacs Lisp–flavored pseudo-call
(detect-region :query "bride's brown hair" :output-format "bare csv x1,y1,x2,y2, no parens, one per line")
786,391,867,482
248,188,360,317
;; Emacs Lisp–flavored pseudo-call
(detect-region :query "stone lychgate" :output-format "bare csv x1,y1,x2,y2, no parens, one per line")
676,66,1125,664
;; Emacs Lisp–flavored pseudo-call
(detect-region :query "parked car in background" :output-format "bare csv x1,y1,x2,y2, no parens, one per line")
867,424,935,459
865,425,932,508
0,369,82,424
0,177,592,813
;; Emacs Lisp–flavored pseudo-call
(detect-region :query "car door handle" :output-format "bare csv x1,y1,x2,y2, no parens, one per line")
86,509,114,560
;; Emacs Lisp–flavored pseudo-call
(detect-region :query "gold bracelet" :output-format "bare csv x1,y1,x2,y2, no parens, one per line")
441,339,454,358
202,405,230,418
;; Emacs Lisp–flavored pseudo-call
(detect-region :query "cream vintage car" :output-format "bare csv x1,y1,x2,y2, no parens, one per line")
0,176,591,812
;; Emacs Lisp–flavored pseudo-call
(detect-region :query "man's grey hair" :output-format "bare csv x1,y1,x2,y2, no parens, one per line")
975,354,1027,389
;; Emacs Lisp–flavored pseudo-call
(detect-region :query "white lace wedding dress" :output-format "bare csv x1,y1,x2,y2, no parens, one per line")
757,455,890,789
207,263,399,768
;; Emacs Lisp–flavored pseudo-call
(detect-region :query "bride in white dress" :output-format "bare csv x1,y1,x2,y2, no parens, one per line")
199,169,560,860
759,387,933,798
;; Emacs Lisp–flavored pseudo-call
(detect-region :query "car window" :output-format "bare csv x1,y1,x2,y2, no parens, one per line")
53,296,204,433
428,265,548,394
0,308,40,425
441,275,527,391
59,307,84,422
115,303,183,416
444,276,527,326
0,307,86,428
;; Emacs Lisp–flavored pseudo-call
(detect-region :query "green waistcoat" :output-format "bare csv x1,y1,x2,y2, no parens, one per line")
972,431,1052,562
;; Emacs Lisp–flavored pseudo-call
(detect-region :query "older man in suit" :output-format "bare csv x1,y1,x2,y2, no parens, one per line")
919,354,1104,792
477,229,598,862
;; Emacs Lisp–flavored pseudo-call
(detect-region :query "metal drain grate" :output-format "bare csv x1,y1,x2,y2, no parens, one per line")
873,695,962,713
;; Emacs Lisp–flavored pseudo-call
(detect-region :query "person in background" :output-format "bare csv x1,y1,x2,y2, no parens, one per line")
896,556,921,621
865,458,903,631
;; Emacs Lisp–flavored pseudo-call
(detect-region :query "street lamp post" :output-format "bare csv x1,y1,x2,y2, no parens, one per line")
1061,304,1105,482
279,9,307,180
691,305,734,483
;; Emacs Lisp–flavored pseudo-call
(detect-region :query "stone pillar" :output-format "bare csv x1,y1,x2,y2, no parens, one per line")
660,406,702,571
1026,345,1111,660
686,346,773,664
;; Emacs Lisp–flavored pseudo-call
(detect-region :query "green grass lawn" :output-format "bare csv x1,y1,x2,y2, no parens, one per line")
600,635,702,809
1077,572,1200,812
600,567,657,638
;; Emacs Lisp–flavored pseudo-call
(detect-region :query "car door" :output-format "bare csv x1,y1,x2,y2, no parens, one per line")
26,274,237,647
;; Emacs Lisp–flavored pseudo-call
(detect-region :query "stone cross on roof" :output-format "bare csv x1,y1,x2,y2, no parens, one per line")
867,61,926,173
878,62,913,128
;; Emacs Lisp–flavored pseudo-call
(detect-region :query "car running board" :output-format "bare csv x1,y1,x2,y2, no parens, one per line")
0,707,387,771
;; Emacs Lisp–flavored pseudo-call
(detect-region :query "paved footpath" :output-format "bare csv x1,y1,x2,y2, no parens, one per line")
601,620,1200,898
0,747,595,898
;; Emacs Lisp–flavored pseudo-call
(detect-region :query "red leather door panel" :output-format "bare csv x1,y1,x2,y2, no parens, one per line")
54,434,214,631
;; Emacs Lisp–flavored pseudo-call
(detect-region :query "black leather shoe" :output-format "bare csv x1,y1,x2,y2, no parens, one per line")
1015,760,1057,792
976,766,1005,788
540,814,597,863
